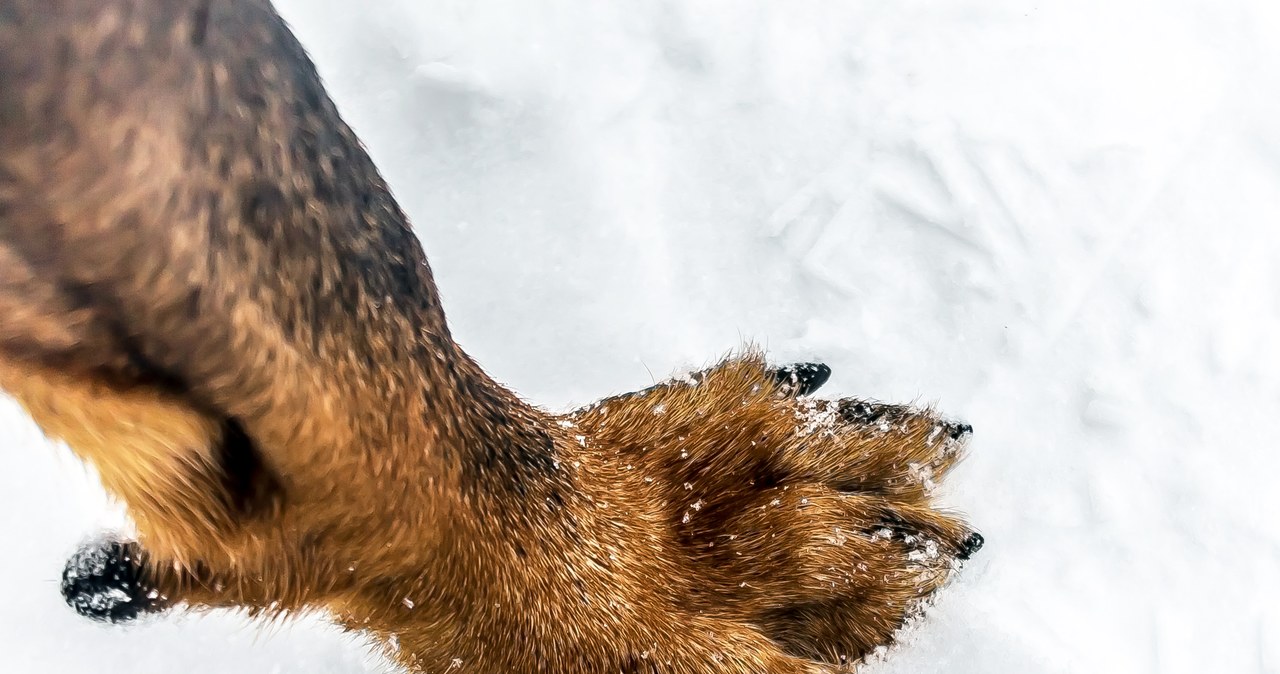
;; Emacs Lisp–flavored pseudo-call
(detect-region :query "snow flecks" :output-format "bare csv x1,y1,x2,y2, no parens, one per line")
905,538,941,564
793,399,844,438
907,462,938,494
673,369,701,387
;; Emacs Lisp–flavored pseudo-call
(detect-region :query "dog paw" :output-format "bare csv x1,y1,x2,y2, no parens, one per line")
61,538,160,623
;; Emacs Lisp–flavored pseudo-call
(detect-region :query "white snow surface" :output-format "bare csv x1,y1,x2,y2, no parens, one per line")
3,0,1279,672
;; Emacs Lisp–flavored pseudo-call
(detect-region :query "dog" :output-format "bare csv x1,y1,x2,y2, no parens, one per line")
0,1,981,671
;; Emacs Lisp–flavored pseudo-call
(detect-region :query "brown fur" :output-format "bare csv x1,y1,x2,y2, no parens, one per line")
0,1,980,671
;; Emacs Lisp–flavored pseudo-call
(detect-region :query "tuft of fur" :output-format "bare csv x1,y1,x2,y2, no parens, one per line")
0,1,981,672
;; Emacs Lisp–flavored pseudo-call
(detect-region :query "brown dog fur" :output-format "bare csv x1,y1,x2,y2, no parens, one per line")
0,1,981,671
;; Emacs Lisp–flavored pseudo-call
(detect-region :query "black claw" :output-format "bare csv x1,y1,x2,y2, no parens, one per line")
958,532,985,560
62,539,158,624
773,362,831,396
949,423,974,440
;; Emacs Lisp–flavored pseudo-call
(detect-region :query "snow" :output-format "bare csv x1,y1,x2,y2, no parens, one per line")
3,0,1279,671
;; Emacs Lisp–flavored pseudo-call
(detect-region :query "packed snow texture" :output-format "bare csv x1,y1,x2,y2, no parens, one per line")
2,1,1278,672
